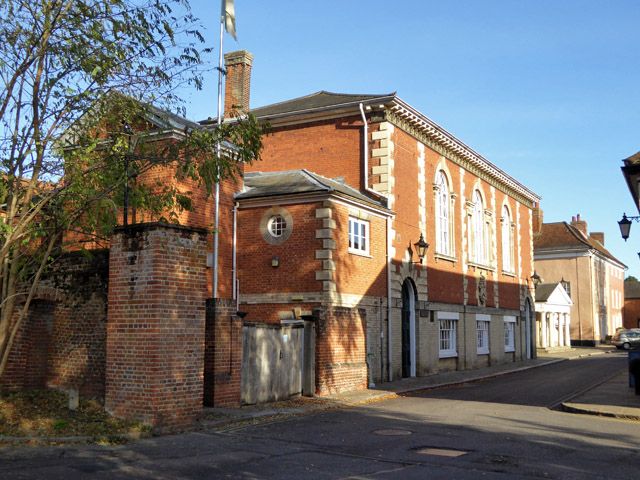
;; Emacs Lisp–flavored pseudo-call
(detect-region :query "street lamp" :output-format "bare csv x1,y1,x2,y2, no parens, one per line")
531,271,542,287
413,234,429,264
618,213,640,241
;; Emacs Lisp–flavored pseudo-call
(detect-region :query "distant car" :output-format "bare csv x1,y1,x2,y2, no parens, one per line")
612,329,640,350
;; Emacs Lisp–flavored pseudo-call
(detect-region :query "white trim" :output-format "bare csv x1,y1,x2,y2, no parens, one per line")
348,217,370,255
476,317,490,355
438,313,458,358
504,316,516,353
237,193,393,219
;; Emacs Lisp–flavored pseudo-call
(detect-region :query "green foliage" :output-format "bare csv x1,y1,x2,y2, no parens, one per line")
0,0,264,376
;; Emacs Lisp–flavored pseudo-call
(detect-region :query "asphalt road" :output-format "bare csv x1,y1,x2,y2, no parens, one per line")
409,352,627,408
1,353,636,479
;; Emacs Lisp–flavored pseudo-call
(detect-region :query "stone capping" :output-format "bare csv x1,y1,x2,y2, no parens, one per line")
114,222,208,236
224,50,254,66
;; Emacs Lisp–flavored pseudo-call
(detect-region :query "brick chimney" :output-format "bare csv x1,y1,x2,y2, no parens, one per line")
570,213,588,236
590,231,605,246
224,50,253,118
532,207,544,234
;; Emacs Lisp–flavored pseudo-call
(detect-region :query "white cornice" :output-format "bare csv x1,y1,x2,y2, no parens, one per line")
237,191,394,219
386,98,540,207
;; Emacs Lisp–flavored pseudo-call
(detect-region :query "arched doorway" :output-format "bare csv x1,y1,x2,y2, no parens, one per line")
524,298,533,359
401,279,417,377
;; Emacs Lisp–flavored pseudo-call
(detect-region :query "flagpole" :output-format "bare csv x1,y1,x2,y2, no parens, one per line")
213,5,225,299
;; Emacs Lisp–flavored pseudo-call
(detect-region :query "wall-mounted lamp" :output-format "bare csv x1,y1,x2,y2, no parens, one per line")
618,213,640,241
413,234,429,264
271,256,280,268
531,270,542,287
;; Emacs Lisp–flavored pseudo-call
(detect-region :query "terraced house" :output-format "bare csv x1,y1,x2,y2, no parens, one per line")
224,51,541,386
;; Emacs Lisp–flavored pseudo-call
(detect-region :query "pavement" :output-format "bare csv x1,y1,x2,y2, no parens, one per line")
2,346,636,445
200,345,640,432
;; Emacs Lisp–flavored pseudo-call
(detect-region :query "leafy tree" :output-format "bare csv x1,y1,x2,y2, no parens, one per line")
0,1,263,376
625,276,639,283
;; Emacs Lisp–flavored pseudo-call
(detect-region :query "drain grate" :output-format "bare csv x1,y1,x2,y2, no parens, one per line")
372,428,413,436
414,447,469,457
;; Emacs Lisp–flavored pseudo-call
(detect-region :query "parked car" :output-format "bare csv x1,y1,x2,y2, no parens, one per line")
612,329,640,350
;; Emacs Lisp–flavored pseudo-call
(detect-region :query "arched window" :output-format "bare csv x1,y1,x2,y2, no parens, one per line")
471,190,487,264
435,171,450,255
501,205,514,272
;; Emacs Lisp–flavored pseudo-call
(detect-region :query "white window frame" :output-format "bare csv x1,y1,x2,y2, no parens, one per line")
348,217,370,255
504,315,516,352
476,314,490,355
435,171,451,256
470,190,487,265
501,205,514,273
438,311,459,358
267,215,287,238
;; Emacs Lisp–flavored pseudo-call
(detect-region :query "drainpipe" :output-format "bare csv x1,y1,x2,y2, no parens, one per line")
386,215,393,382
359,103,387,199
232,202,239,311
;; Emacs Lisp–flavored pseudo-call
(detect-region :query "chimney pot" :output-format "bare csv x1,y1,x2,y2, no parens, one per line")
570,214,588,236
590,232,605,246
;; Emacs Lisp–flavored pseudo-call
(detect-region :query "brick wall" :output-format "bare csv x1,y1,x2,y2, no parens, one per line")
315,306,367,395
0,252,108,398
624,298,640,329
105,223,207,431
249,116,363,189
238,203,322,295
203,298,243,407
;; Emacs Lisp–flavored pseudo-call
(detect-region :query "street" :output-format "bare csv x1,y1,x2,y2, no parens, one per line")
1,353,637,479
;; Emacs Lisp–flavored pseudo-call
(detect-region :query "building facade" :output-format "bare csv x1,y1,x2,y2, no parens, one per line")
222,51,540,383
533,214,625,346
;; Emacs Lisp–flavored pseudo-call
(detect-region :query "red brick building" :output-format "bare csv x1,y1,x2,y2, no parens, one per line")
1,49,542,430
224,50,540,383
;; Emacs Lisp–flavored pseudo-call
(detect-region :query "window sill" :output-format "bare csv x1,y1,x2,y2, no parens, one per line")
501,270,516,277
435,252,457,264
348,248,372,258
477,350,490,355
467,261,496,272
505,347,515,353
439,351,458,359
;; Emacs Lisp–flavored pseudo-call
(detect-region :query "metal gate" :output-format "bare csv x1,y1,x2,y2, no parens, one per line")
241,322,304,405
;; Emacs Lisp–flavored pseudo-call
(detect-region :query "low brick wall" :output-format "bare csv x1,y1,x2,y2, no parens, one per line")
204,298,243,407
0,251,108,398
315,306,367,396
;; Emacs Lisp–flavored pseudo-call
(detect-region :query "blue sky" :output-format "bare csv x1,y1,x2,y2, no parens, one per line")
185,0,640,277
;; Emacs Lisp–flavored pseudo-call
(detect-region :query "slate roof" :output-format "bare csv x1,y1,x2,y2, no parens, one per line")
534,222,625,267
145,103,202,131
535,283,559,302
236,169,390,211
249,91,396,119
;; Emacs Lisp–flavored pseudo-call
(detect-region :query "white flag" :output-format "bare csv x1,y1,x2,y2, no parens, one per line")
222,0,237,40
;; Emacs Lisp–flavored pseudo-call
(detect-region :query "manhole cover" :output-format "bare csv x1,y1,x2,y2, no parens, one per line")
414,447,468,457
372,428,413,436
